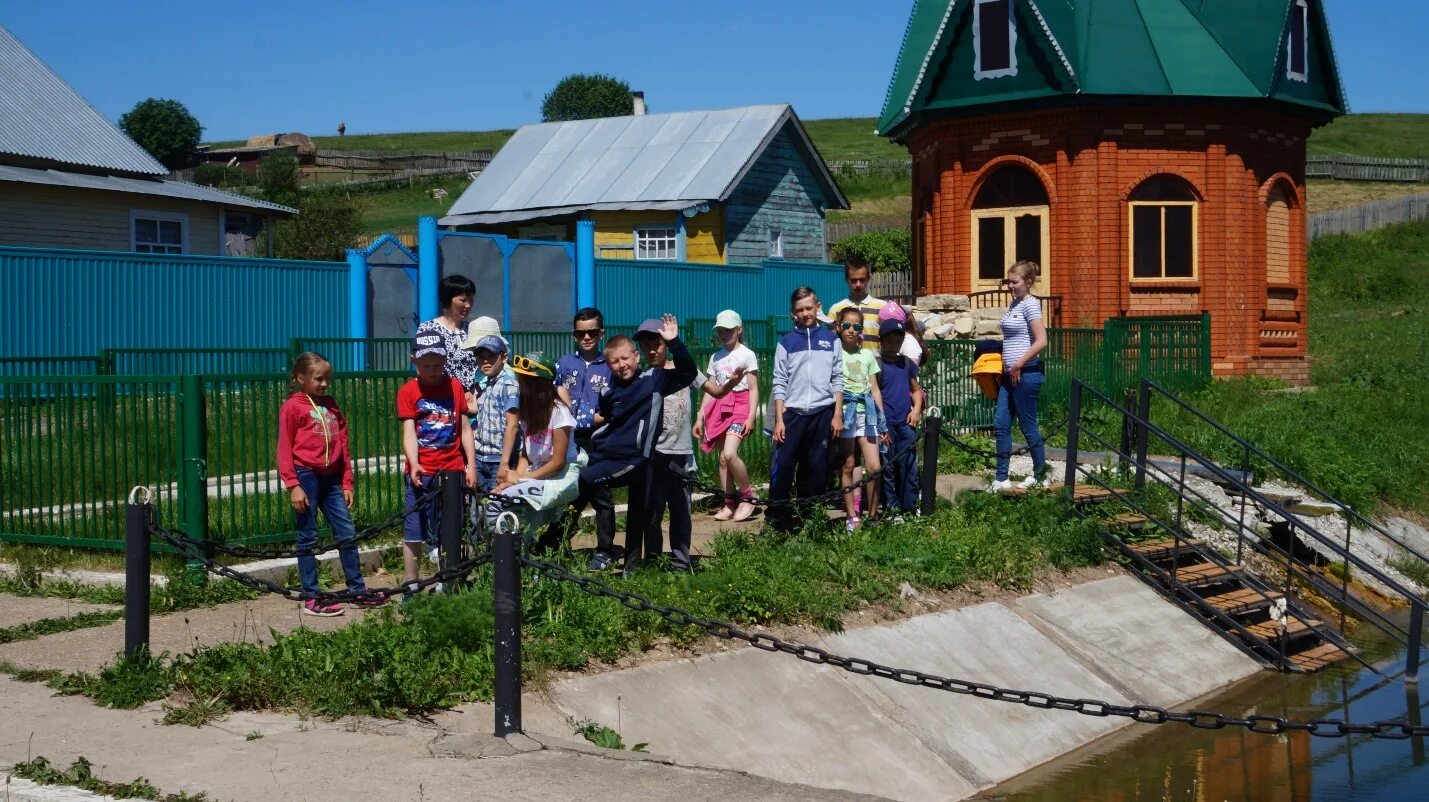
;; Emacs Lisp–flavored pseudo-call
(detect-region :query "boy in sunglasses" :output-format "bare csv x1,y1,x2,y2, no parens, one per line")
551,307,616,560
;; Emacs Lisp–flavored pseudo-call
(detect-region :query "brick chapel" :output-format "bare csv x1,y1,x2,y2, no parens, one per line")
878,0,1347,384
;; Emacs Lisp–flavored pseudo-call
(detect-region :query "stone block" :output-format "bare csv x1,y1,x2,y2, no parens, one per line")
952,315,975,337
918,294,969,313
975,319,1003,337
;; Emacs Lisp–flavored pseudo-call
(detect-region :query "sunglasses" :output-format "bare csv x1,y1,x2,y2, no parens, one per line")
572,328,602,339
837,322,861,331
509,354,553,378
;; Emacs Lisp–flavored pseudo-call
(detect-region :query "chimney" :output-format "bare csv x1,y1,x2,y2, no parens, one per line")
631,91,646,116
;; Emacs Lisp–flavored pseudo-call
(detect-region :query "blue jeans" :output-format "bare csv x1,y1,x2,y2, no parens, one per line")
882,423,920,512
995,370,1046,481
293,467,365,595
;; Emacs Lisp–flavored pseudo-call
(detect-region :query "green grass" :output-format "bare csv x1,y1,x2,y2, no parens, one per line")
27,497,1102,718
1306,114,1429,159
10,755,213,802
357,174,470,234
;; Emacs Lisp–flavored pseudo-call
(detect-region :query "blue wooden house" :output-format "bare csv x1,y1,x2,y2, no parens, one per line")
440,104,849,264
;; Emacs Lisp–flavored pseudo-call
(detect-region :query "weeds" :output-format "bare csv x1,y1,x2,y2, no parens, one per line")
0,610,123,645
160,694,230,726
573,719,647,752
1389,554,1429,589
9,755,211,801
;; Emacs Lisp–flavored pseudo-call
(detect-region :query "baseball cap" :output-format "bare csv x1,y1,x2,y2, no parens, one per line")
459,316,507,351
633,318,664,339
411,331,446,359
878,319,905,337
713,310,742,329
471,335,507,355
878,302,908,324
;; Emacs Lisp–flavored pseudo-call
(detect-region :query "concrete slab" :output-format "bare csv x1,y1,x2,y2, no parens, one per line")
821,602,1133,789
0,594,117,629
548,647,977,802
1013,576,1262,707
0,594,379,674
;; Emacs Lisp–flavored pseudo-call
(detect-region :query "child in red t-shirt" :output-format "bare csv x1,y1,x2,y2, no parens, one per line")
398,331,476,586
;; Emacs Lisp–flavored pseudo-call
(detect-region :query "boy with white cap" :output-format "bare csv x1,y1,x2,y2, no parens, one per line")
462,333,520,493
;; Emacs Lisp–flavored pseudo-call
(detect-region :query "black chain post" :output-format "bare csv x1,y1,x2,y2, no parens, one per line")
439,471,464,584
492,516,522,737
124,490,152,657
920,412,941,517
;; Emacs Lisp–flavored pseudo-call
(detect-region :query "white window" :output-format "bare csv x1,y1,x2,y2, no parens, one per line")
974,0,1017,80
769,228,784,259
1287,0,1309,82
131,210,188,255
634,226,678,260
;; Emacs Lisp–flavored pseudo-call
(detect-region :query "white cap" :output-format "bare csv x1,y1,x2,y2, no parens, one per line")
459,316,506,351
713,309,743,330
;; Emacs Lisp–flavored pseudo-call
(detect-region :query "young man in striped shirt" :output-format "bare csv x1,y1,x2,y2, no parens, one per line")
827,258,886,350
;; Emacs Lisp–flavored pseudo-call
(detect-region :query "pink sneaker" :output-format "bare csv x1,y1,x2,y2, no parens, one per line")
303,599,344,617
713,501,735,521
731,488,757,521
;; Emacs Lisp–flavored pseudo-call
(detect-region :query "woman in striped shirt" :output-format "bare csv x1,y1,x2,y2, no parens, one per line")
990,260,1050,493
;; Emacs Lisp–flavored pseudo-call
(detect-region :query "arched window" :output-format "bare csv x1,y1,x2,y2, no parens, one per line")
1265,181,1294,286
1129,175,1198,280
971,163,1049,289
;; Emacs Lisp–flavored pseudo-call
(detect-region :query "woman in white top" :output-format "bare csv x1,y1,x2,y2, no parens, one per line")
485,355,586,539
990,260,1049,493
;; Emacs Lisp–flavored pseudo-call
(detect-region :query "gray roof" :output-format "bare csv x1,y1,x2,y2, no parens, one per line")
441,104,848,226
0,24,167,176
0,164,297,214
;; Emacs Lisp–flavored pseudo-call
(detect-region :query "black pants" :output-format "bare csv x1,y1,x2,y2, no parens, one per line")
540,429,616,552
644,452,694,568
567,455,648,568
769,406,834,528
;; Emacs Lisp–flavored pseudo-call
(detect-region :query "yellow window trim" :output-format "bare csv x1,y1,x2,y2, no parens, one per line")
1127,200,1199,282
969,205,1050,291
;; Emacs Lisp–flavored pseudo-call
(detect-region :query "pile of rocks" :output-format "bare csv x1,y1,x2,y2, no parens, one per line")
903,295,1005,341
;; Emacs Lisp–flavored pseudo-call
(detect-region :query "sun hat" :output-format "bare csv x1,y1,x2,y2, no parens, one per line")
713,310,743,329
411,331,446,360
878,302,908,324
459,316,506,351
509,353,554,379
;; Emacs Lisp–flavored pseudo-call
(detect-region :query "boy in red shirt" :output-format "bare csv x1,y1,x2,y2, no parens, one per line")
398,331,476,587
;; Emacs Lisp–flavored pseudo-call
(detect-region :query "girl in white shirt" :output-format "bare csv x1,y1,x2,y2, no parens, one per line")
485,355,586,537
694,310,760,522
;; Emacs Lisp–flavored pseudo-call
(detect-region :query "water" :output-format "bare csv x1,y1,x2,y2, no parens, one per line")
981,619,1428,802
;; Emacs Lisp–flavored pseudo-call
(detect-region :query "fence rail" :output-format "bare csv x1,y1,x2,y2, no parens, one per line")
1306,154,1429,182
314,149,492,171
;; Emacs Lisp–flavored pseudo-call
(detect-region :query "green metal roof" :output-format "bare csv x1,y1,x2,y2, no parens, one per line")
877,0,1348,138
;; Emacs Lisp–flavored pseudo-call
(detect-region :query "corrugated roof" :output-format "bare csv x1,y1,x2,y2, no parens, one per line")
441,104,847,224
0,164,297,214
0,24,167,175
877,0,1347,137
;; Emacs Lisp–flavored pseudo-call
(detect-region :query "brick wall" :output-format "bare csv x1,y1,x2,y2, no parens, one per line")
905,105,1313,384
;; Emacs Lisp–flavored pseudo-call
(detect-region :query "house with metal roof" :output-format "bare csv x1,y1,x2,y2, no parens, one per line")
881,0,1346,384
440,104,849,264
0,24,295,256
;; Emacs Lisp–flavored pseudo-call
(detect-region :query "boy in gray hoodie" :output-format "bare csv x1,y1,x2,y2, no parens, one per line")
769,286,844,530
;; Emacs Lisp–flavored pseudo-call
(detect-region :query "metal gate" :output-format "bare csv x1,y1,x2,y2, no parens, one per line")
438,232,575,331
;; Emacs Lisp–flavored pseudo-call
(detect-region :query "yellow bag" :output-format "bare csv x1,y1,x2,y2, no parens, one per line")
971,352,1003,400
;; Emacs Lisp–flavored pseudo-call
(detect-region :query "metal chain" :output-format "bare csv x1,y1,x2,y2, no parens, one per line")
145,506,492,604
938,409,1068,460
518,554,1429,741
197,488,440,561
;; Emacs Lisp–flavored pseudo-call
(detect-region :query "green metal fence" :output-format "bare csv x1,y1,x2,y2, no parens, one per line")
0,315,1210,551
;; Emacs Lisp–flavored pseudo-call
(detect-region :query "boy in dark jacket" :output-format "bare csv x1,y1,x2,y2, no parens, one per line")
572,314,696,572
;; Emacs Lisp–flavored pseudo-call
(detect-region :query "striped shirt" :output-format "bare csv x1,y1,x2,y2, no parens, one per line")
829,295,887,350
1000,295,1042,368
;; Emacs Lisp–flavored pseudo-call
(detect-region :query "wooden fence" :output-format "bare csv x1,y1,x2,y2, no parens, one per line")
314,149,492,171
827,218,907,242
1308,191,1429,238
1306,154,1429,182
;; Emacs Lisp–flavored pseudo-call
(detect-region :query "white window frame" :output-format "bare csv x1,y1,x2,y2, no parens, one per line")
769,228,784,259
130,209,189,255
969,205,1049,290
1286,0,1309,82
633,225,679,261
1128,201,1199,282
973,0,1018,80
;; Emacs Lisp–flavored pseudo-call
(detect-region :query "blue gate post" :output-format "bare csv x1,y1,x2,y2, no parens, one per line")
418,215,440,322
575,217,595,309
346,248,368,369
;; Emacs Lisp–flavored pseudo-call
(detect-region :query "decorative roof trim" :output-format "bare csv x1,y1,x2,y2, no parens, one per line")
1026,0,1078,89
878,0,926,129
1313,0,1351,113
903,0,964,118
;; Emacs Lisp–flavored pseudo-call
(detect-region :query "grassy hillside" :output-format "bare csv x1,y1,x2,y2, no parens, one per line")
1306,114,1429,159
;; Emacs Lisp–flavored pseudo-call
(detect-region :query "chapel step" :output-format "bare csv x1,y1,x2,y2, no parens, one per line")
1125,536,1201,561
1244,617,1322,641
1287,642,1359,672
1168,562,1243,588
1201,588,1283,616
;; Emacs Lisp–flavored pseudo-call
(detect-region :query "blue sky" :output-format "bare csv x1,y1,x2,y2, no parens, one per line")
6,0,1425,141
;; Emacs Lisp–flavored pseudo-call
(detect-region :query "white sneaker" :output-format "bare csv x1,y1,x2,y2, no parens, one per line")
1019,475,1049,490
988,479,1013,494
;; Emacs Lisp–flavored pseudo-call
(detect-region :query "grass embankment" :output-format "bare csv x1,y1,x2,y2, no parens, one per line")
9,497,1101,718
1306,114,1429,159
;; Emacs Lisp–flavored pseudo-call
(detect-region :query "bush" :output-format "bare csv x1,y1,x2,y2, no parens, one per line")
119,98,203,169
191,163,250,188
257,150,300,206
271,189,364,261
831,228,911,273
541,73,634,122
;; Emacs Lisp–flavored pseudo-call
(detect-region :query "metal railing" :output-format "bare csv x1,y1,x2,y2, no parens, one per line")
1065,379,1426,681
967,290,1063,327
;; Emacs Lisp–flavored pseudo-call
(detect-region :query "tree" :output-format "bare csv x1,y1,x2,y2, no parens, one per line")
271,190,363,261
540,73,634,122
118,98,202,169
257,150,300,206
831,228,911,273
